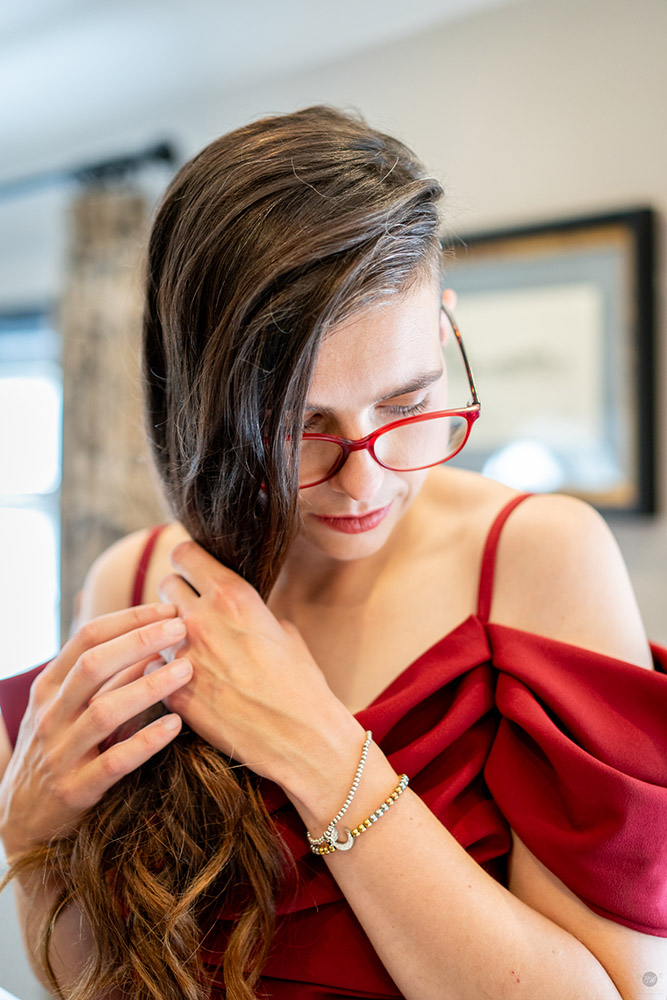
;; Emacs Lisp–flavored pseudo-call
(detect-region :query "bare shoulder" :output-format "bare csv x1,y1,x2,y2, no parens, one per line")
489,491,653,668
422,465,519,541
418,465,522,607
76,522,189,626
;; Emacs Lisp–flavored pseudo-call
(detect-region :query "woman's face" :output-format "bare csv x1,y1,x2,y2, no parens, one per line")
294,276,452,563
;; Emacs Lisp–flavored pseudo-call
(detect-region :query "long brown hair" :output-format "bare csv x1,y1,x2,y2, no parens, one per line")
9,106,445,999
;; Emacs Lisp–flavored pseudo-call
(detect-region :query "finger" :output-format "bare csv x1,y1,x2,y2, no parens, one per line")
71,712,185,812
157,571,200,614
58,616,188,713
168,539,248,597
68,658,193,758
47,603,179,686
91,655,165,700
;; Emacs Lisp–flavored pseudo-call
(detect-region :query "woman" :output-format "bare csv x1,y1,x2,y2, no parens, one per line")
0,105,666,1000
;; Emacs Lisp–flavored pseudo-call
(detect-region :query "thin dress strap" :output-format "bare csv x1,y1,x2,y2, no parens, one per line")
476,493,534,623
130,525,168,607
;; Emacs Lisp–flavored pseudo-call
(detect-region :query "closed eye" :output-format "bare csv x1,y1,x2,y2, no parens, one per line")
303,396,432,433
386,399,429,418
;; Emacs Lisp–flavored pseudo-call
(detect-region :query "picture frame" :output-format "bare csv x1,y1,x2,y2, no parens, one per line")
441,208,656,515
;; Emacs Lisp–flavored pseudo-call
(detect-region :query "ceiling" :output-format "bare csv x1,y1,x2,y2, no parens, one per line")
0,0,519,180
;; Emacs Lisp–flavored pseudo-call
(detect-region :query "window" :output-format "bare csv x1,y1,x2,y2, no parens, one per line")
0,312,61,678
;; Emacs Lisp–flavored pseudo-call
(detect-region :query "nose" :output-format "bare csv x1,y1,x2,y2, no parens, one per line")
327,445,386,502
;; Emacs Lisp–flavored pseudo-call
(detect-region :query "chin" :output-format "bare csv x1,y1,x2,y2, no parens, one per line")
310,535,389,563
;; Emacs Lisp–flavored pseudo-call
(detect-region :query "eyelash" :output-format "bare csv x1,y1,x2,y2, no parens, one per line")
387,399,429,417
303,398,430,432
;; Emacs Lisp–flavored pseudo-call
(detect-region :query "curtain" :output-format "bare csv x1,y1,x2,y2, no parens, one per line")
58,184,166,638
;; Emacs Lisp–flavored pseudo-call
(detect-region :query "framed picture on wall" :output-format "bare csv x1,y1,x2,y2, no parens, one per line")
441,208,656,515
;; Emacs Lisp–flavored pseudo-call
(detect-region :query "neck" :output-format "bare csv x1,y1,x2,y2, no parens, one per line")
267,492,424,614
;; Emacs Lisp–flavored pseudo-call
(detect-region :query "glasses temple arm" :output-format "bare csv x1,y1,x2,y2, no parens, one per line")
440,304,481,408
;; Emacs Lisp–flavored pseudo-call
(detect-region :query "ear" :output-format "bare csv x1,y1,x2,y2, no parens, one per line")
441,287,457,310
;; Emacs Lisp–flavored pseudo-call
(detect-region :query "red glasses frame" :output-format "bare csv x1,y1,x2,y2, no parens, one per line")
298,305,481,488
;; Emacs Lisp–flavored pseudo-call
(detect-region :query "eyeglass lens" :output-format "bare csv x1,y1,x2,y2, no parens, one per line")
299,413,469,487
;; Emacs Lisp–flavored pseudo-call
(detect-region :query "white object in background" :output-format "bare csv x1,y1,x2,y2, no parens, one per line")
0,986,24,1000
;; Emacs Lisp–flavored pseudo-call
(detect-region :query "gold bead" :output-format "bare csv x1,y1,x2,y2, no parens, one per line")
309,771,410,858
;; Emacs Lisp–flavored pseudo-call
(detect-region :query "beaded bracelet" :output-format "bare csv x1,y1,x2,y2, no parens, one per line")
306,730,373,848
309,773,410,855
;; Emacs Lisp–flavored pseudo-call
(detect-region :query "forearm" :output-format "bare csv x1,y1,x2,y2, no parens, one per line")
285,733,623,1000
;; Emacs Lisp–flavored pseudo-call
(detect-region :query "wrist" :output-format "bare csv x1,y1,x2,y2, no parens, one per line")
0,811,43,865
280,707,365,804
283,722,400,840
1,828,30,866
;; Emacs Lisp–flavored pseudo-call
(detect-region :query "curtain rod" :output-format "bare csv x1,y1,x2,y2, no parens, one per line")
0,141,179,202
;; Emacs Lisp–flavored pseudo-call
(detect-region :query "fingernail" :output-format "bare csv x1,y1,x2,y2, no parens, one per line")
160,714,181,731
170,659,192,678
163,617,186,636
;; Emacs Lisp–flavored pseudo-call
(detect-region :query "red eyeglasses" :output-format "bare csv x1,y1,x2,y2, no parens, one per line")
298,305,481,488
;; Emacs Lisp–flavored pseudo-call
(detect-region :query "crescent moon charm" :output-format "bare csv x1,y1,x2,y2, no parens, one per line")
329,826,355,851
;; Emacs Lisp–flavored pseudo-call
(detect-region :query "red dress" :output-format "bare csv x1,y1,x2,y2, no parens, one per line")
2,493,667,1000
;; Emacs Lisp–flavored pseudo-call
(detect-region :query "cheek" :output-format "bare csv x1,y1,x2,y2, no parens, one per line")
294,486,329,530
296,487,320,513
400,469,429,496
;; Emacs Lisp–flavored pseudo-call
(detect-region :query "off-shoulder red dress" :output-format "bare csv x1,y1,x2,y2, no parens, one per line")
2,492,667,999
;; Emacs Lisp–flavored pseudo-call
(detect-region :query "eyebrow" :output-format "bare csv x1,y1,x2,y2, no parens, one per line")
305,367,444,413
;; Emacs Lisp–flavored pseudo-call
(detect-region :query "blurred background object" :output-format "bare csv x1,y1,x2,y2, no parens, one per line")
443,209,656,514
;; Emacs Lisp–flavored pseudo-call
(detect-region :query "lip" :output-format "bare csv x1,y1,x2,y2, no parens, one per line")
311,503,393,534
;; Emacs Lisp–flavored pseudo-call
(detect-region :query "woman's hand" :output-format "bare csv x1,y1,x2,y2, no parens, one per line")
0,603,194,861
157,541,363,796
